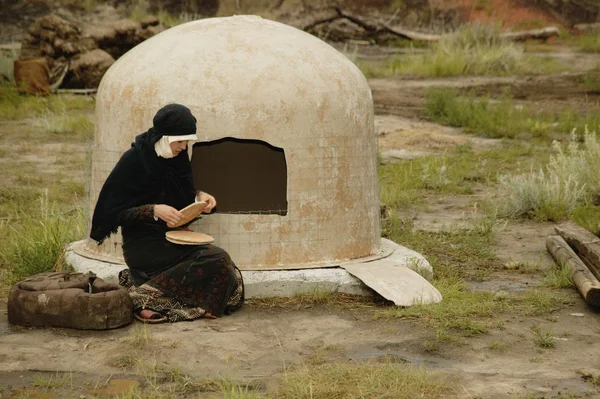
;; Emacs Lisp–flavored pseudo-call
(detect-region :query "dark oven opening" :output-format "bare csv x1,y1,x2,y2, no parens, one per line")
191,137,288,215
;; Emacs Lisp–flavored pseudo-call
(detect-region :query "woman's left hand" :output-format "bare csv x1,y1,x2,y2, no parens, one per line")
197,191,217,213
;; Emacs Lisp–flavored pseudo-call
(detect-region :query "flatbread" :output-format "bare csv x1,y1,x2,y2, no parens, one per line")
167,201,208,228
165,230,214,245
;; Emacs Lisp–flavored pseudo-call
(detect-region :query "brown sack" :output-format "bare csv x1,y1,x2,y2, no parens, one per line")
13,58,50,95
8,272,133,330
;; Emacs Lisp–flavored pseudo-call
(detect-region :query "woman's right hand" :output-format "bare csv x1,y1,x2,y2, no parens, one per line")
154,204,183,226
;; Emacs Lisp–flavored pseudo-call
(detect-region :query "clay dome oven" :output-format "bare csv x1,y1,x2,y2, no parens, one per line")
79,15,382,270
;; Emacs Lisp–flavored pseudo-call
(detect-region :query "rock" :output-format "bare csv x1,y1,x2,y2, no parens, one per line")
65,49,114,88
13,58,50,95
140,15,160,28
380,149,429,163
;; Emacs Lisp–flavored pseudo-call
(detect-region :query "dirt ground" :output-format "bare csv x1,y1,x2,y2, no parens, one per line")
2,32,600,399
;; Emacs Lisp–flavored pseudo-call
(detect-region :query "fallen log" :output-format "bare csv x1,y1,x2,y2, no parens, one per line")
546,235,600,306
499,27,561,42
302,8,560,43
554,222,600,281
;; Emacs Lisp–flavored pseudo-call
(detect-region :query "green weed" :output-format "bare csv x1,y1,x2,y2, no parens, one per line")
0,193,83,283
530,327,556,349
276,362,456,399
543,260,575,288
425,88,600,139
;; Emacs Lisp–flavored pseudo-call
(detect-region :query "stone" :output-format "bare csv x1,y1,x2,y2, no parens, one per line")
65,49,114,88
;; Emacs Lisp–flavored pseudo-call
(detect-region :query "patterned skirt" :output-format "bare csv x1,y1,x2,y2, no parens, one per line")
119,245,244,322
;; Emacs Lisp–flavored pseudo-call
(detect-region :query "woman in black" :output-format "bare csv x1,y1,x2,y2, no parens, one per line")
90,104,244,323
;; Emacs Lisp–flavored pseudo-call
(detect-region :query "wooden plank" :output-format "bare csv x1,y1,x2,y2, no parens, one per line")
546,235,600,306
554,222,600,280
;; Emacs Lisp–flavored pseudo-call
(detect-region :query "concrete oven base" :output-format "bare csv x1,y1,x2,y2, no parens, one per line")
66,238,441,305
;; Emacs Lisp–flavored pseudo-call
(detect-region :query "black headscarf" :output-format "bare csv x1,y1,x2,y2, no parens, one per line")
90,104,198,244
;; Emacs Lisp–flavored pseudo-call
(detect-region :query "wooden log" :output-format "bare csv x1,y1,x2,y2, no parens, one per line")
546,235,600,306
499,27,560,42
554,222,600,281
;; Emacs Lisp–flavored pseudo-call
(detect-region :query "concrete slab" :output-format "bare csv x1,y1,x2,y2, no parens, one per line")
342,260,442,306
66,238,440,304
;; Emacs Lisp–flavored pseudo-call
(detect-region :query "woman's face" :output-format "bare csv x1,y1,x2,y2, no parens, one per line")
169,140,187,156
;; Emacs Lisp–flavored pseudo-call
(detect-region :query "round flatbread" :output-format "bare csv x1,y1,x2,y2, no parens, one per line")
167,201,208,228
165,230,214,245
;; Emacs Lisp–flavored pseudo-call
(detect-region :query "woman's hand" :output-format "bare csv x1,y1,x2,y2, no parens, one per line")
154,204,183,226
196,191,217,213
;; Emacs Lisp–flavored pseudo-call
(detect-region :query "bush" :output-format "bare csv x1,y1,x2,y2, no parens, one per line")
498,127,600,220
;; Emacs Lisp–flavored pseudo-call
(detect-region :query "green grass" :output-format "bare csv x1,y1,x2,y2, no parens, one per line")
573,34,600,53
276,362,457,399
0,86,94,120
36,110,94,140
379,142,549,210
383,214,500,281
530,327,556,349
543,260,575,288
0,194,82,284
424,88,600,140
31,372,73,390
357,24,562,78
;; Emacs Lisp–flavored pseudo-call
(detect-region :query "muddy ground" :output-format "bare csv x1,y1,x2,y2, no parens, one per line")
2,46,600,398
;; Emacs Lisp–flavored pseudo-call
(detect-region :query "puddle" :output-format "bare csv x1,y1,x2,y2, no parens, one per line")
349,344,456,369
91,378,140,396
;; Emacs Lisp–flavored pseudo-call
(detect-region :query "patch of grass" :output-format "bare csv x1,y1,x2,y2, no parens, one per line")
543,260,575,288
0,194,82,284
124,325,154,349
581,70,600,93
36,111,94,140
574,34,600,53
0,87,94,120
379,142,547,210
359,24,562,78
530,327,556,349
276,362,457,399
425,88,600,140
488,340,508,352
383,215,499,281
31,372,72,390
498,128,600,221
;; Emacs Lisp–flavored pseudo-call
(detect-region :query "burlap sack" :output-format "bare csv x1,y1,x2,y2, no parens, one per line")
8,272,133,330
13,58,50,95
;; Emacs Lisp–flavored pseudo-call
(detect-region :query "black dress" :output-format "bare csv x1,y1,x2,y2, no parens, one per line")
118,203,244,321
90,104,244,322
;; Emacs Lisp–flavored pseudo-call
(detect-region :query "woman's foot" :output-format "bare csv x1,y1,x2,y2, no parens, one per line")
134,309,167,324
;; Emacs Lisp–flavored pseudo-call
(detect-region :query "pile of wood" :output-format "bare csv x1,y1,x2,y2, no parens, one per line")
17,14,166,91
547,222,600,306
